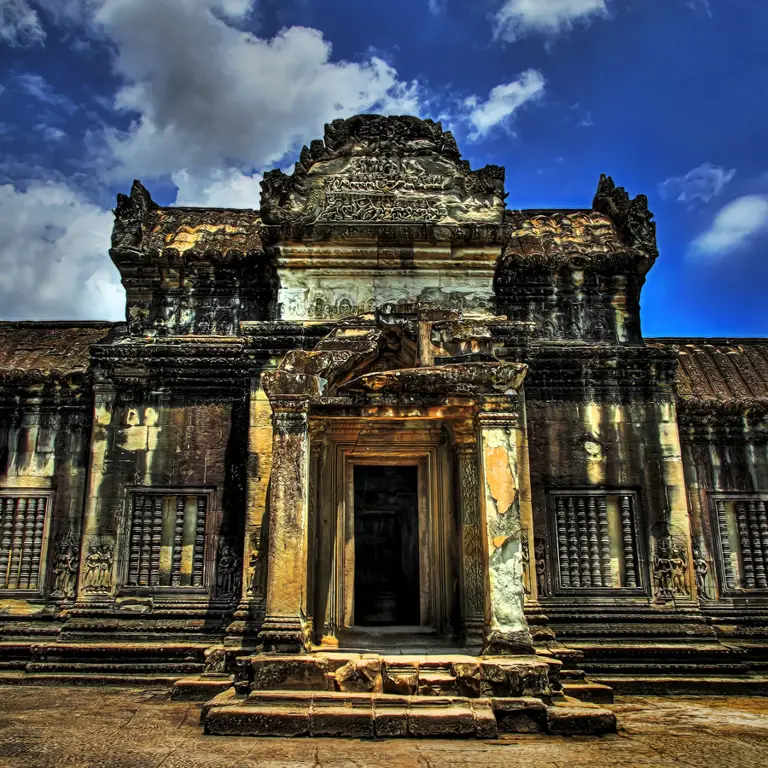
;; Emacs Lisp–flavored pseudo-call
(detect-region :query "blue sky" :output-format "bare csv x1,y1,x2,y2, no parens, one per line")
0,0,766,337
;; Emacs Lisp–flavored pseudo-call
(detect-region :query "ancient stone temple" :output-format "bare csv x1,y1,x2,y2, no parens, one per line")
2,115,767,737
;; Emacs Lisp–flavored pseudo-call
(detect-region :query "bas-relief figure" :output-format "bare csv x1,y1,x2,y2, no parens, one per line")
1,114,768,736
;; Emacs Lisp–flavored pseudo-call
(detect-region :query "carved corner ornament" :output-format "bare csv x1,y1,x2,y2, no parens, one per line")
592,173,658,265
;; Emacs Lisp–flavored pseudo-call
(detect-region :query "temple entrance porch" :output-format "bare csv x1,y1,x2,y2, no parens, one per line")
310,419,460,653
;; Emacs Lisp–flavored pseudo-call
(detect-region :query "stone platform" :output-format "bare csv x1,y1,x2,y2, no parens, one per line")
195,652,616,738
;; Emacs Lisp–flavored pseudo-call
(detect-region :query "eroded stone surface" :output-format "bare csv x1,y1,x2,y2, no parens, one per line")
3,686,768,765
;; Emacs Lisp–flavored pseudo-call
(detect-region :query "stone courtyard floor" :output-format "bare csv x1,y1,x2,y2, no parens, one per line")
0,686,766,768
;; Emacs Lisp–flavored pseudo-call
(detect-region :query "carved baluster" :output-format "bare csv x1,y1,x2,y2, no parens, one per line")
0,498,14,588
757,501,768,585
150,495,163,586
716,499,737,589
598,495,612,587
128,495,143,586
621,495,637,588
7,498,27,589
28,498,46,590
139,495,152,586
17,498,36,589
577,496,591,587
171,496,185,587
566,497,581,587
748,501,767,588
736,501,755,588
192,496,206,587
587,496,602,587
556,496,570,587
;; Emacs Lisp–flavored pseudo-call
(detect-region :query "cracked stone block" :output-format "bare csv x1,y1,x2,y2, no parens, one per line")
382,662,418,695
417,672,459,696
453,661,483,698
335,658,382,693
407,705,476,738
204,706,311,736
311,706,374,738
249,656,328,691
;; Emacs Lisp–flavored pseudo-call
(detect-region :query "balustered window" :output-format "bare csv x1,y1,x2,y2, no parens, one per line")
712,495,768,593
124,492,209,589
548,490,645,595
0,491,51,593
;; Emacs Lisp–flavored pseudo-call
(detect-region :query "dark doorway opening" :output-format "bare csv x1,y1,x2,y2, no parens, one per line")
353,465,420,626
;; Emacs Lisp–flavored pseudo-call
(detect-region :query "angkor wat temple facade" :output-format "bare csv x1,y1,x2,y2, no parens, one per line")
1,115,767,736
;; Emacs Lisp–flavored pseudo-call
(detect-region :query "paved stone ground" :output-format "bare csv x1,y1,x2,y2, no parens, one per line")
0,686,766,767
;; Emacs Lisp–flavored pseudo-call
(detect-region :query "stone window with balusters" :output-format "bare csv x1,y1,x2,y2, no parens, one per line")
0,491,52,594
548,490,646,595
122,491,210,590
712,494,768,594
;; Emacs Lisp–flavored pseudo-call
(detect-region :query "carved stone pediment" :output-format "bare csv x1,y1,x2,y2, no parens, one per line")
260,115,506,227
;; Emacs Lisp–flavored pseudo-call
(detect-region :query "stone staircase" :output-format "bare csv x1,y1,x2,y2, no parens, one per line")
538,604,768,695
195,652,616,738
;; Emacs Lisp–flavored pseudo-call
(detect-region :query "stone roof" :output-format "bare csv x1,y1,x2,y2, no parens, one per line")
649,339,768,406
0,322,114,381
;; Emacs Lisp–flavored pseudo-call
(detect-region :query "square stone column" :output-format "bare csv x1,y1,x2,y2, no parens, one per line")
476,398,534,655
451,422,486,653
257,394,312,653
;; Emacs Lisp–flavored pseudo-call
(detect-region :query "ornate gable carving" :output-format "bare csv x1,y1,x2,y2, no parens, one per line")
260,114,506,226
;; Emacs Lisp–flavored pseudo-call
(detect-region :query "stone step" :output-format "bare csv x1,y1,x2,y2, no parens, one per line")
561,682,614,705
546,697,617,736
593,673,768,695
0,671,179,688
172,676,234,701
559,668,587,681
581,661,751,675
203,690,497,738
201,688,614,738
26,661,203,675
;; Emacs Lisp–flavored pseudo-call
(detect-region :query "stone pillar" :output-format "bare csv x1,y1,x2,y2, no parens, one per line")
226,379,272,646
476,397,534,655
257,395,312,653
656,399,698,606
76,384,118,603
452,423,486,653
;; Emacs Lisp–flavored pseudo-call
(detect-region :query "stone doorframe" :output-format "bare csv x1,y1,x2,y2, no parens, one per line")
312,420,454,645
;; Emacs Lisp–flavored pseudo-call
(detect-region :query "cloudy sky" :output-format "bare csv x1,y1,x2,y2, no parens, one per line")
0,0,766,336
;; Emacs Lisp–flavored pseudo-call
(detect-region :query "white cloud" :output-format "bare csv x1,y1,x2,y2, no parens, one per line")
0,0,45,46
172,168,263,208
0,182,124,320
428,0,444,13
464,70,545,139
660,162,736,203
494,0,608,42
72,0,424,181
690,195,768,257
